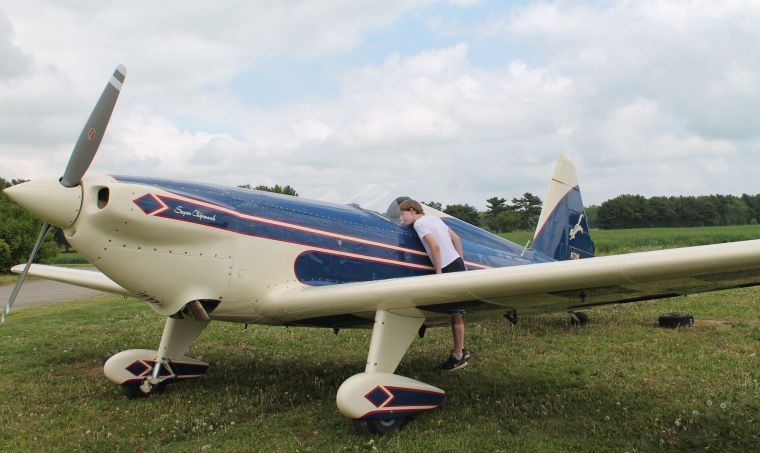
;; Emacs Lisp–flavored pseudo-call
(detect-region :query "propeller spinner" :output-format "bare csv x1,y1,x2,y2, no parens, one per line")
2,65,127,323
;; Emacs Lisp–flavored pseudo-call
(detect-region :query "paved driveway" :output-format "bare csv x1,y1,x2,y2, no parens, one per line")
0,279,108,310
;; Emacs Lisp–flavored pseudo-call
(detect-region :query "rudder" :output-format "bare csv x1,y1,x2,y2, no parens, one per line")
532,155,595,261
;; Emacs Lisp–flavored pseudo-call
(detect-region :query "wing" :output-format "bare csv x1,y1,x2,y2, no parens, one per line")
272,240,760,321
11,264,135,296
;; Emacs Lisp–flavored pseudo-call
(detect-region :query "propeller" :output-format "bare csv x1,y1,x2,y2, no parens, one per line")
2,65,126,323
61,65,127,187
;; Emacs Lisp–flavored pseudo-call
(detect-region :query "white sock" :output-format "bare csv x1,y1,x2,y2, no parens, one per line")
452,351,463,360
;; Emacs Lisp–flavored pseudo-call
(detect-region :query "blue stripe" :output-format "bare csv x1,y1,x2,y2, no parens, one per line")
386,387,445,407
114,175,425,249
294,251,430,285
156,196,433,266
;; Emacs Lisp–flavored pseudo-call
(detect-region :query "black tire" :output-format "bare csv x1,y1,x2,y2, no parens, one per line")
370,417,408,434
102,348,121,365
353,417,408,434
658,312,694,328
353,420,373,435
121,382,146,399
570,311,589,327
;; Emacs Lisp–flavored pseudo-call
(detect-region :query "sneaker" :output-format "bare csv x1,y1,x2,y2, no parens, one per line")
440,353,468,371
462,348,471,361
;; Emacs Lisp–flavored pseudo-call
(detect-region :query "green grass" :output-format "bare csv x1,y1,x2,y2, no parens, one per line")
0,274,21,285
42,251,89,265
1,226,759,449
503,224,760,256
1,289,758,451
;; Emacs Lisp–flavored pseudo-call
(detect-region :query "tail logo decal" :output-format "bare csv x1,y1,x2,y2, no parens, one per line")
569,213,585,240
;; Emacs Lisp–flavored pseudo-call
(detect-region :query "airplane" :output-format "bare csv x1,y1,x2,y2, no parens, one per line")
4,66,760,434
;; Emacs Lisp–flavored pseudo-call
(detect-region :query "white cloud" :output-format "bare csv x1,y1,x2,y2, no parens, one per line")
0,12,29,79
2,0,760,210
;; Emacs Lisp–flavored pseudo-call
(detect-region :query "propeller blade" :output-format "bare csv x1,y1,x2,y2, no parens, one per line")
2,221,51,323
60,65,127,188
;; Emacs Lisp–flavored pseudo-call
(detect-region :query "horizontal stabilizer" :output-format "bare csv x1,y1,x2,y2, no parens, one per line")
11,264,134,296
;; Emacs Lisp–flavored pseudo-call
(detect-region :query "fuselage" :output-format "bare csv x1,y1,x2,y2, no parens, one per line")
64,175,553,324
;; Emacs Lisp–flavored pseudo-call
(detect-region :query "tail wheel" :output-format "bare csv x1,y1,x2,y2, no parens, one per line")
570,311,589,327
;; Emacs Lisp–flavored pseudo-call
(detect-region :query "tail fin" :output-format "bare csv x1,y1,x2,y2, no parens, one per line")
532,155,595,261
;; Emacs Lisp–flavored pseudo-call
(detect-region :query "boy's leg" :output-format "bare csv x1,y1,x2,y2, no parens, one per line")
440,312,468,371
451,312,464,358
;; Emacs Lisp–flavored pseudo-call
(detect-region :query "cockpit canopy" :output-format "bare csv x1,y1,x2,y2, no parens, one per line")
345,184,445,223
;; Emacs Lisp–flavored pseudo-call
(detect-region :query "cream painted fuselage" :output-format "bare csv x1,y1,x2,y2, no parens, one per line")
63,174,545,327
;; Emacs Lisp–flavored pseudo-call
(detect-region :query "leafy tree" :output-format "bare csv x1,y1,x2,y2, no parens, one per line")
238,184,299,196
596,193,759,229
484,196,508,231
53,227,72,252
421,201,443,211
0,239,10,272
584,205,600,229
0,178,59,272
493,211,521,233
742,194,760,223
444,203,480,226
486,197,508,213
509,192,543,231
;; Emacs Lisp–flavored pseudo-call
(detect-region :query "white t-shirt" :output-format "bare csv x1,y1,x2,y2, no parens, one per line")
412,215,460,268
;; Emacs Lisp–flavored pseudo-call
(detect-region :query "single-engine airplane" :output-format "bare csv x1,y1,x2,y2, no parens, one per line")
4,66,760,434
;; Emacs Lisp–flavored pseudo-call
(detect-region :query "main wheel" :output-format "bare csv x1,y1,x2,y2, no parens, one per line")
121,380,167,399
121,382,146,399
353,417,409,434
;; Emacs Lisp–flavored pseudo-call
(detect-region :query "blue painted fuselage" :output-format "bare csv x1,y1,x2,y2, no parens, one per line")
115,176,554,286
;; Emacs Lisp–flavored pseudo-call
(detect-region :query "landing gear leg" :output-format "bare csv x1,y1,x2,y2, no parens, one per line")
336,310,444,434
104,316,210,396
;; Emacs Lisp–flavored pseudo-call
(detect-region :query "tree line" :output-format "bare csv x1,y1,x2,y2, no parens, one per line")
423,192,543,233
0,178,59,272
3,174,760,273
592,194,760,229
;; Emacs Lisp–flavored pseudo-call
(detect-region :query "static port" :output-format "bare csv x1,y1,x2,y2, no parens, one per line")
97,187,110,209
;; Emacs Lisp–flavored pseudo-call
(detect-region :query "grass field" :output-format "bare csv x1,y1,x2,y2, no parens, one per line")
1,292,759,450
1,226,759,450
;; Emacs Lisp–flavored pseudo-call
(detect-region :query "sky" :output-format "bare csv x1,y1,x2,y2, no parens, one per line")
1,0,759,209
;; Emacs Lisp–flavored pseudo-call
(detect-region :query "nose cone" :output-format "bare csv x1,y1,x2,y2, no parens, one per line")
4,178,82,228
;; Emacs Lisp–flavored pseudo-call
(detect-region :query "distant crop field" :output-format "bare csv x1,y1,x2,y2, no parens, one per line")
502,224,760,256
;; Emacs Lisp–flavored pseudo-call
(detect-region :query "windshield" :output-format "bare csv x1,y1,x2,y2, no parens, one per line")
344,184,445,222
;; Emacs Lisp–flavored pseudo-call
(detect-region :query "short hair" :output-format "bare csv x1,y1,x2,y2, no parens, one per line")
398,199,424,214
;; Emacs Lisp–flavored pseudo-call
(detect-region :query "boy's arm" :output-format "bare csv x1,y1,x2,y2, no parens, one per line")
449,229,465,265
423,234,443,273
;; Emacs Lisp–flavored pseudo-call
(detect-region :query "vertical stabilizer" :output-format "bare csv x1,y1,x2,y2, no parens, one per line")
532,155,595,261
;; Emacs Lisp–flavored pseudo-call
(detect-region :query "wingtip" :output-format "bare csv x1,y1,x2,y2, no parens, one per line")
116,64,127,76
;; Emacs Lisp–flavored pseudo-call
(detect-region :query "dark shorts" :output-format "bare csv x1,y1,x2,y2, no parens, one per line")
442,257,466,273
442,257,466,315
